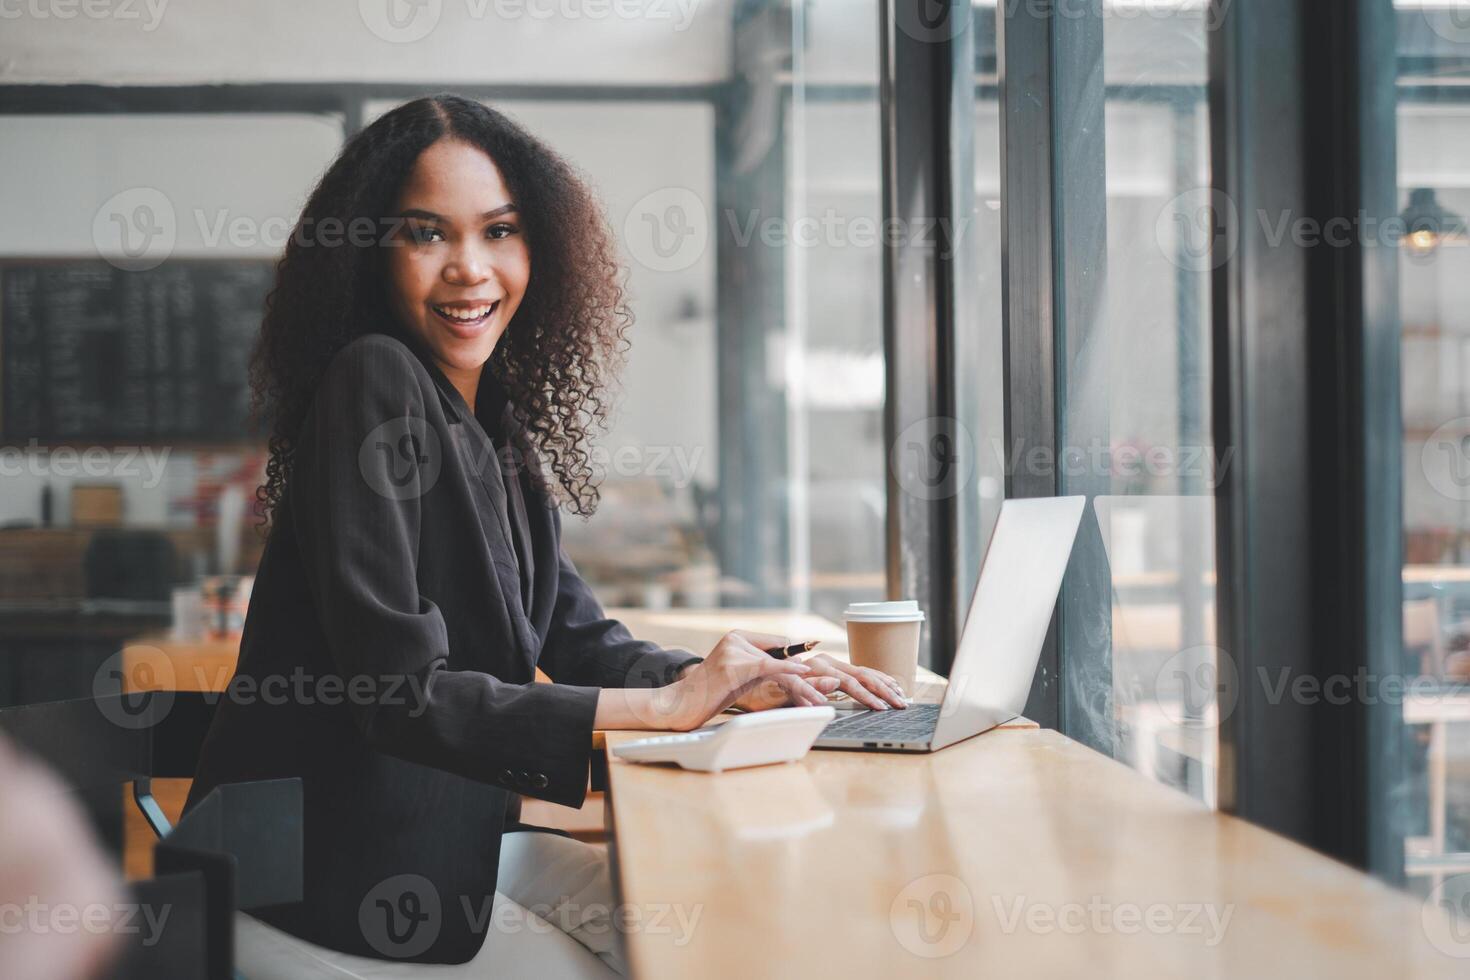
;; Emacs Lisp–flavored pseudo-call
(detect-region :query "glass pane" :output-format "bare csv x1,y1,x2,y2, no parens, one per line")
0,113,341,706
366,1,886,620
1395,0,1470,921
1055,2,1218,804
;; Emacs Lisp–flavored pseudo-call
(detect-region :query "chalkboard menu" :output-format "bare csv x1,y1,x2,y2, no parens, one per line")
1,261,273,442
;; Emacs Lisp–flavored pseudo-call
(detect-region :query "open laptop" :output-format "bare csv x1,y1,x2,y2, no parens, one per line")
813,495,1086,753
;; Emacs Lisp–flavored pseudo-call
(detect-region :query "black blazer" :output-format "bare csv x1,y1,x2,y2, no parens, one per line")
186,330,699,964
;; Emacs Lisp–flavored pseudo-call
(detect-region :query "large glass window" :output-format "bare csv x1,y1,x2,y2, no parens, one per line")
1395,0,1470,916
0,3,886,721
1052,1,1218,803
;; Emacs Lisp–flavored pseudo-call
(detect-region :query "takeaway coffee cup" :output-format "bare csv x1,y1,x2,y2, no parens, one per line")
843,600,925,696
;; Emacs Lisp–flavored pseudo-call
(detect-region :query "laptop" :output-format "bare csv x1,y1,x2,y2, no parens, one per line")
813,495,1086,753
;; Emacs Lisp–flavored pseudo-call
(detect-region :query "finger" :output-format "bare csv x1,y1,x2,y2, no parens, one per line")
836,659,905,699
855,668,907,708
833,671,890,711
734,636,812,673
730,629,801,651
780,675,832,707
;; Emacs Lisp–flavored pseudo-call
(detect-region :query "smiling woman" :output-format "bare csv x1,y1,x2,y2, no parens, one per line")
248,96,631,522
383,140,529,413
184,94,896,976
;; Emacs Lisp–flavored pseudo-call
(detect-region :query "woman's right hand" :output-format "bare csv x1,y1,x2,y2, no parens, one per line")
664,630,817,731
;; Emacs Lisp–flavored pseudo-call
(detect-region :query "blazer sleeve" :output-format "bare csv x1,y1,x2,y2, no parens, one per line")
538,508,704,690
290,339,600,808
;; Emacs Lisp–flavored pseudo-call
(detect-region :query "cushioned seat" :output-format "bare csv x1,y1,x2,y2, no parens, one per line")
235,893,613,980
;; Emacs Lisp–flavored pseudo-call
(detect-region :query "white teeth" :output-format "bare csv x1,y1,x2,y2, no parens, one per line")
434,303,494,322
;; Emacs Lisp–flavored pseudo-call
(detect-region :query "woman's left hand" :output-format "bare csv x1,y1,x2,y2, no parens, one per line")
729,648,908,713
796,653,907,711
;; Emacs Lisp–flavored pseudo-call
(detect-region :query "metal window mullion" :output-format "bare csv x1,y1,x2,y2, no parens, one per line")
879,0,968,673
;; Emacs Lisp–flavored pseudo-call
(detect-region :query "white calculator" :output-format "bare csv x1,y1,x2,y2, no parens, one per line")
611,706,836,772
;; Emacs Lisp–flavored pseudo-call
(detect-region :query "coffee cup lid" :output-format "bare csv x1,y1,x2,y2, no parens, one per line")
843,600,925,623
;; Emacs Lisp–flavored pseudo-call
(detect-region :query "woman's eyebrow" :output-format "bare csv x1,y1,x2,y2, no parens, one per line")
396,205,518,221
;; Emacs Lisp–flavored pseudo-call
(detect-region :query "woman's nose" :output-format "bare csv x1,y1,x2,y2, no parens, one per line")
443,244,492,286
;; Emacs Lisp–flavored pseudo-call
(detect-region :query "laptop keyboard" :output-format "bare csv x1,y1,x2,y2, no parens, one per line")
820,703,942,742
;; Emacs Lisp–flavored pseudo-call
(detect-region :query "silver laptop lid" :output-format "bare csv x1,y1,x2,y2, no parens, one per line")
931,496,1086,750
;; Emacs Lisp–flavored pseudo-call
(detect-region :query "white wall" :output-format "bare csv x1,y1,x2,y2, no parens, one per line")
0,0,733,85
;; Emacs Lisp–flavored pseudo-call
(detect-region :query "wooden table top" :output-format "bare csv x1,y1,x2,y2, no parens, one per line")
603,726,1467,978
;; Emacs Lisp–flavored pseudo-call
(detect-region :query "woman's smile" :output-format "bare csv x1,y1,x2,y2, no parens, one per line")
429,297,503,338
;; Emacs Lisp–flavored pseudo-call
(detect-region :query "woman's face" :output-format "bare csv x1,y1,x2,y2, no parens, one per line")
385,137,530,389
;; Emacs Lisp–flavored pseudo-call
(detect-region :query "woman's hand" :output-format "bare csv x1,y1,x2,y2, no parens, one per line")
663,630,823,731
794,653,907,711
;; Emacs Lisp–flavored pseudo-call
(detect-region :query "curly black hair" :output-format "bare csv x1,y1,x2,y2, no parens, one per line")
250,94,632,525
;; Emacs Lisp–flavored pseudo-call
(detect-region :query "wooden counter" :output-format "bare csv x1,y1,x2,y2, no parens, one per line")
602,726,1467,978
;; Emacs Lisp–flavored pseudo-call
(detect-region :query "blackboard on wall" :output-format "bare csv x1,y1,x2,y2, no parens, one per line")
1,261,274,443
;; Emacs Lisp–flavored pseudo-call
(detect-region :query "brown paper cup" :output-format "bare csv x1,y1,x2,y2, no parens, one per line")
844,601,924,695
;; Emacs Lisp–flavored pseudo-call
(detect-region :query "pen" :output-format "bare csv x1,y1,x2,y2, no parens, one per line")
763,639,820,660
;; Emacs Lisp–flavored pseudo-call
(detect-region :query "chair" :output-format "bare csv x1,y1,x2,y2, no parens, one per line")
0,693,300,980
0,693,605,979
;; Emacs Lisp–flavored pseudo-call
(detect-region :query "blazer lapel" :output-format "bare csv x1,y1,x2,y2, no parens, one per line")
390,333,538,666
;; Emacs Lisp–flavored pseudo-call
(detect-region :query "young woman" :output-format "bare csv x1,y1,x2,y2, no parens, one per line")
186,94,906,976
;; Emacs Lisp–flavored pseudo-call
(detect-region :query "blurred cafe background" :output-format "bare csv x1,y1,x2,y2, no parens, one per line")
0,0,1467,911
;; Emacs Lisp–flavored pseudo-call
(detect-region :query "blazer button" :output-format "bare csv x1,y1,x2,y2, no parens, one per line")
515,771,531,789
530,773,549,790
499,770,514,786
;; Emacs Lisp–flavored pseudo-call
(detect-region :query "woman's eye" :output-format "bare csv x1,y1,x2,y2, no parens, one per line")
408,224,443,244
487,223,517,241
